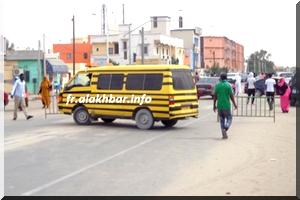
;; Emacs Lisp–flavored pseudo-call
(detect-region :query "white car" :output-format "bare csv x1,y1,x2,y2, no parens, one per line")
276,72,294,84
227,72,241,81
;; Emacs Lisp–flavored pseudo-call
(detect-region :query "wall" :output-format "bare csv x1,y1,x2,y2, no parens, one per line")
4,61,17,92
17,60,43,94
53,43,91,64
202,36,244,71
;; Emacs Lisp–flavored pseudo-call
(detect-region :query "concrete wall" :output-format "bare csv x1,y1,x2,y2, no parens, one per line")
17,60,43,94
4,61,17,93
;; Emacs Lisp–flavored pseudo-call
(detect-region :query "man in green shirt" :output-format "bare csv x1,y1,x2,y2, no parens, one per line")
213,73,237,139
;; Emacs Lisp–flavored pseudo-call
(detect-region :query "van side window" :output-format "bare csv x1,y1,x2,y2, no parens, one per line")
126,74,163,90
144,74,163,90
97,74,124,90
126,74,144,90
110,74,124,89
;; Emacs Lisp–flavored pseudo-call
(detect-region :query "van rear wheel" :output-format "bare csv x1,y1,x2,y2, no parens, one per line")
135,109,154,130
73,106,92,125
161,120,177,127
101,118,115,123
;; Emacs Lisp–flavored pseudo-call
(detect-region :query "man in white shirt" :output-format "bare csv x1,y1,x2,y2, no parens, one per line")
265,73,276,110
247,72,256,104
11,73,33,120
234,74,242,96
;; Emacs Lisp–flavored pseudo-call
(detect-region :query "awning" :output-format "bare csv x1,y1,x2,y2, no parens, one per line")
46,59,69,74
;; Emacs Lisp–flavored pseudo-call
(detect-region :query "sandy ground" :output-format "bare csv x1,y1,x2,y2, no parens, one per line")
159,103,296,196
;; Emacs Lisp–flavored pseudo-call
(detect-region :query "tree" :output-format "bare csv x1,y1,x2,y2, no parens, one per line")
247,49,274,74
205,63,229,76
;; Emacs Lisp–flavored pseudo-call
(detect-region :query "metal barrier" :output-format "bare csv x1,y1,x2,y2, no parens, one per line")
216,95,278,123
232,95,277,122
44,93,60,119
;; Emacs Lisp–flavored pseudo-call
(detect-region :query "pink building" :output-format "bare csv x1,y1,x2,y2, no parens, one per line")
201,36,244,72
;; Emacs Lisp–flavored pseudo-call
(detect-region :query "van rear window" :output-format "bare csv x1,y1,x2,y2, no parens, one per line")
126,74,163,90
172,69,195,90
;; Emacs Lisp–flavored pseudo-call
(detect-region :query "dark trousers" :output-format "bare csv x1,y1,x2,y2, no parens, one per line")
218,109,233,131
247,89,256,104
266,92,275,110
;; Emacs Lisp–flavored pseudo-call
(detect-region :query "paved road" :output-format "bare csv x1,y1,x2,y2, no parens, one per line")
4,97,296,196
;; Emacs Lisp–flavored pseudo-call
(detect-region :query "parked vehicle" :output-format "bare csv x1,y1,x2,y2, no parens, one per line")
276,72,293,84
227,79,236,94
196,77,219,98
227,72,240,81
241,73,248,82
289,75,299,106
57,65,199,129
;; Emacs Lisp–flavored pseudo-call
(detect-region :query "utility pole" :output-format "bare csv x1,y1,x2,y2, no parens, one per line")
102,4,106,35
128,24,131,64
37,40,41,94
72,15,75,76
105,5,109,65
122,4,125,24
140,27,144,64
43,34,46,77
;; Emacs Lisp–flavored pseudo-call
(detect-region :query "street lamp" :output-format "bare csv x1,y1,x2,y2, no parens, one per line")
72,15,75,76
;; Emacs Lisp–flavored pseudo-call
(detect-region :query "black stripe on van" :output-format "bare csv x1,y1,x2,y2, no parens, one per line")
92,74,172,78
62,91,197,96
58,105,170,114
88,69,172,73
170,111,198,116
63,91,91,94
169,104,198,111
90,81,172,85
60,102,169,107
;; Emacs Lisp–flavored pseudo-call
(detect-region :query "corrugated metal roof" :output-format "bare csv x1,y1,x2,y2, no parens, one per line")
46,59,69,74
5,50,44,61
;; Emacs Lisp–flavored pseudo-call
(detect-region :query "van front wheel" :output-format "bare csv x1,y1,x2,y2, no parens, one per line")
161,120,177,127
135,109,154,130
73,106,92,125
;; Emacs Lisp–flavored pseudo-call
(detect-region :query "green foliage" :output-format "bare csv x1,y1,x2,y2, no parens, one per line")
247,49,275,74
206,64,229,76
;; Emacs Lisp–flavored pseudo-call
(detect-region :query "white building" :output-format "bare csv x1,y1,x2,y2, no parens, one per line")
171,27,202,70
90,16,184,66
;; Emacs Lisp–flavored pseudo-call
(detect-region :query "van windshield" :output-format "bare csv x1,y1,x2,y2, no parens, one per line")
172,69,195,90
65,72,92,90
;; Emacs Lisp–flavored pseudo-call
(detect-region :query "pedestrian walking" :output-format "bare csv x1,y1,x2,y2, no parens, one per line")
10,73,33,120
277,77,291,113
246,72,256,104
234,73,242,96
39,76,52,108
213,73,238,139
265,73,276,110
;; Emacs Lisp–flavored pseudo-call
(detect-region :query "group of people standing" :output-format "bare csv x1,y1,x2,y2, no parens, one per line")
245,72,291,113
10,74,53,120
214,72,292,140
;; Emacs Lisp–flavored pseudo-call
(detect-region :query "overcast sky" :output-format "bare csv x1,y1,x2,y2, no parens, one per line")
0,0,297,67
